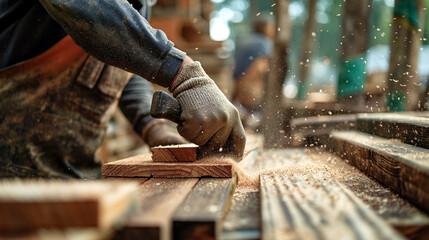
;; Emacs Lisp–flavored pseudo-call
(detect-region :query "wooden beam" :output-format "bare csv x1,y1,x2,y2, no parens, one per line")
151,144,198,162
102,154,232,178
357,113,429,149
263,0,291,148
113,178,198,240
330,130,429,213
260,174,404,240
257,149,429,238
1,228,113,240
291,114,357,146
173,177,236,240
221,189,260,240
0,180,139,232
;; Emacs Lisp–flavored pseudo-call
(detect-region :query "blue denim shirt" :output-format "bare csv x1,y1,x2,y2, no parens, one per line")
0,0,184,136
0,0,185,87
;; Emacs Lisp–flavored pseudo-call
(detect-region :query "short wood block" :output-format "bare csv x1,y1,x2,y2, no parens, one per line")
151,144,198,162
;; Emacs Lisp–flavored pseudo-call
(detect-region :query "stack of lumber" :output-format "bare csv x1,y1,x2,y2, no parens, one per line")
329,112,429,214
0,180,139,239
291,114,357,147
103,130,429,239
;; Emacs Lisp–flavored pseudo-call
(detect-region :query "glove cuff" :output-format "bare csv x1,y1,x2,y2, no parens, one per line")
169,61,210,94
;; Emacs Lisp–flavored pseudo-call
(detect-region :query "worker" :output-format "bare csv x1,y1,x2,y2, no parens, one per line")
0,0,246,178
233,14,275,130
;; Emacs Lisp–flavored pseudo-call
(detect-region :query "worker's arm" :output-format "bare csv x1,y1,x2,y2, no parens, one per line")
38,0,183,87
38,0,246,158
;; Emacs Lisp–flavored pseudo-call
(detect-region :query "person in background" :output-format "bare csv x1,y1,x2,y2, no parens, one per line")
233,14,275,131
0,0,245,178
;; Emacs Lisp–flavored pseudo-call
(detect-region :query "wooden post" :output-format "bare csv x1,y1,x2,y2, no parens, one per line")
386,0,424,111
263,0,291,148
296,0,318,100
337,0,371,106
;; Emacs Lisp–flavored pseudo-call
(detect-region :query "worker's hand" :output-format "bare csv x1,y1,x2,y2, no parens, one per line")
169,61,246,158
142,120,187,147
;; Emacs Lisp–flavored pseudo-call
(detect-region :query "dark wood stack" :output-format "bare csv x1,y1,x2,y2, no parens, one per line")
329,112,429,216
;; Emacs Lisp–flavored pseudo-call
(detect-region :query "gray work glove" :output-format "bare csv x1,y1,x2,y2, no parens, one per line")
169,61,246,158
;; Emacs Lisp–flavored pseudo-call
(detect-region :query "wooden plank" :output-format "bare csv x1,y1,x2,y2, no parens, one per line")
102,154,232,178
113,178,198,240
0,228,113,240
151,144,198,162
0,180,139,232
221,189,260,240
357,113,429,149
173,177,236,240
222,143,261,240
291,114,356,146
257,149,429,238
330,130,429,213
260,174,404,240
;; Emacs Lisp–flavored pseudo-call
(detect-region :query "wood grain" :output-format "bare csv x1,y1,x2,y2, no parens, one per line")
257,149,429,239
173,177,236,240
151,144,198,162
102,154,232,178
330,130,429,213
113,178,198,240
260,174,404,240
357,113,429,149
0,180,139,232
291,114,357,146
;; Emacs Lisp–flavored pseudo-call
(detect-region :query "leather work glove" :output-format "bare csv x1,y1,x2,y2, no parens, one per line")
169,61,246,158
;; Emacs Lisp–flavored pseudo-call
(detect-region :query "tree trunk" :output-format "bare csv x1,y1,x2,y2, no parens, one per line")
337,0,371,108
386,0,424,111
296,0,318,100
263,0,291,148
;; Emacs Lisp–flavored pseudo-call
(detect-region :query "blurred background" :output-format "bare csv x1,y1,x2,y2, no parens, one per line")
97,0,429,162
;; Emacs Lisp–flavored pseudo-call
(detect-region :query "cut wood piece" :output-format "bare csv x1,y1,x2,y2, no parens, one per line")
102,154,232,178
113,178,198,240
173,177,236,240
151,144,198,162
260,174,404,240
0,180,139,233
357,113,429,149
330,130,429,213
291,114,357,147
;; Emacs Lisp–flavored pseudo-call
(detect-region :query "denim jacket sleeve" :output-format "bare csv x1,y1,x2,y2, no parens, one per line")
119,75,156,135
38,0,185,87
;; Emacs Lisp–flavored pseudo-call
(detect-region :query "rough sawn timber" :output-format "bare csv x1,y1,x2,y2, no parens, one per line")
260,174,404,240
113,178,198,240
173,177,236,240
102,154,232,178
0,180,139,232
330,130,429,213
357,113,429,149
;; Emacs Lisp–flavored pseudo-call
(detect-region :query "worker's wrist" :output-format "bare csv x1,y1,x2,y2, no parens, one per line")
141,119,167,143
169,55,194,89
154,47,186,87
